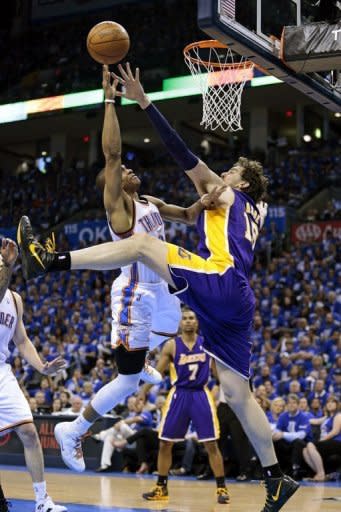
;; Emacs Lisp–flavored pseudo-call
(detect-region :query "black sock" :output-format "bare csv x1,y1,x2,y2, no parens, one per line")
49,252,71,272
216,476,226,488
157,475,168,487
263,463,283,479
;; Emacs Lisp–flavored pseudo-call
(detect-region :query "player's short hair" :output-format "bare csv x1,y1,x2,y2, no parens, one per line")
236,157,268,202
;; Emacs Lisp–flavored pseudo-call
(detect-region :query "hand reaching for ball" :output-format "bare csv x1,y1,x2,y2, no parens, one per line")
112,63,150,109
1,238,18,268
102,65,119,101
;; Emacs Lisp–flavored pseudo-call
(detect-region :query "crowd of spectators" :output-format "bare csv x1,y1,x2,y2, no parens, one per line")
0,0,200,102
0,139,340,233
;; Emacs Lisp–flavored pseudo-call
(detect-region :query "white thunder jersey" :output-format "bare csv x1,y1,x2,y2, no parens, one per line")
0,290,33,433
0,290,17,364
107,197,165,284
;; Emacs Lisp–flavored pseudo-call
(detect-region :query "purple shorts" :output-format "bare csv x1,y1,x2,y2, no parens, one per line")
158,387,220,442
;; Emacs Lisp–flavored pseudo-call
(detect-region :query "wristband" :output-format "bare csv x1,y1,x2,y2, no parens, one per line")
105,99,115,104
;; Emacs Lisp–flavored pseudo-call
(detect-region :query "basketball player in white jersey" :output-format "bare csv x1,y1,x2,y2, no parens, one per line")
0,246,67,512
53,67,222,472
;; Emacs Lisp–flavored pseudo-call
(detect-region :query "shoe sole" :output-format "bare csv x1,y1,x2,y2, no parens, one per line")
142,496,169,501
54,424,85,473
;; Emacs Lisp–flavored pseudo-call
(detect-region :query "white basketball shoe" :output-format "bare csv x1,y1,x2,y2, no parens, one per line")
54,422,85,472
35,496,68,512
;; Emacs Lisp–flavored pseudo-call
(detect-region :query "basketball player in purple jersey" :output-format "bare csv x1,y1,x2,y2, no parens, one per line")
17,64,298,511
141,309,229,504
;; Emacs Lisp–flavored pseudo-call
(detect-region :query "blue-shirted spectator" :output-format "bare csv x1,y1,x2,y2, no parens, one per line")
273,394,312,479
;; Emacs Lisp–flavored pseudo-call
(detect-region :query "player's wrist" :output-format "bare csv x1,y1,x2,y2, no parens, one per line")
139,94,151,110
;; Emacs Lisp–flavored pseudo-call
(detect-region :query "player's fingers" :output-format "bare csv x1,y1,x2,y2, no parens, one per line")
113,78,119,89
111,72,125,84
135,67,140,82
126,62,134,80
115,91,124,97
118,63,129,80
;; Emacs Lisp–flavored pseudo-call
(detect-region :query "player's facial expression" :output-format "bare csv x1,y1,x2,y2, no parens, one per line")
221,165,246,188
181,311,198,332
121,164,141,192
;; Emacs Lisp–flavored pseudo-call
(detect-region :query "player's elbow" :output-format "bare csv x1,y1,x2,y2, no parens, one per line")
104,149,121,163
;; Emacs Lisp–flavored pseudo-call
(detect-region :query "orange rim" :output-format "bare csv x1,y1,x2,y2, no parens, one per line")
184,40,254,70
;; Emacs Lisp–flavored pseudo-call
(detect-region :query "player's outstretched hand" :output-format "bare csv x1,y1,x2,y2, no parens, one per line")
1,238,18,268
41,355,67,375
200,185,227,210
102,64,119,100
112,63,149,108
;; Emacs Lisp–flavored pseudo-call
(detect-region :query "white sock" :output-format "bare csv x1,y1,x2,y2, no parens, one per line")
70,415,93,437
91,373,141,416
33,481,47,502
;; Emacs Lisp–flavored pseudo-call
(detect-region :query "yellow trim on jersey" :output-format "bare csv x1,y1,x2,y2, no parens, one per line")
169,362,178,386
157,387,176,437
166,207,234,275
205,208,234,268
204,386,220,439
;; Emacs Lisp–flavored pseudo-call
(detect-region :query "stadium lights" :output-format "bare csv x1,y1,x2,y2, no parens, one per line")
303,134,312,142
0,74,283,124
335,112,341,117
314,128,322,139
144,138,151,143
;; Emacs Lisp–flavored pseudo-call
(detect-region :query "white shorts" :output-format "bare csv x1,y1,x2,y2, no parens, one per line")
111,274,181,350
0,364,33,434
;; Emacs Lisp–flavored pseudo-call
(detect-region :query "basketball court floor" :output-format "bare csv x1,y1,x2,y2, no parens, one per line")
1,465,341,511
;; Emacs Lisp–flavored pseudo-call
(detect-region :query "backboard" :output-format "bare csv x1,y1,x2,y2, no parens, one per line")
198,0,341,111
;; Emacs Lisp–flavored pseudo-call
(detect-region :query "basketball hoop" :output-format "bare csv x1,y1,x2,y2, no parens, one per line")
184,40,254,132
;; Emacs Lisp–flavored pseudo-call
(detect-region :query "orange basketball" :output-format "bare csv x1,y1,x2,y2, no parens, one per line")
86,21,130,65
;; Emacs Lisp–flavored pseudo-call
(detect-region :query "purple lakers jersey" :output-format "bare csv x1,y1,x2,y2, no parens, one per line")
196,190,260,277
171,335,209,389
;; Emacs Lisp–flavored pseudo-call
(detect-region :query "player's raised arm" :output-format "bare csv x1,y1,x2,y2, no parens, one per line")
0,238,18,302
102,65,124,208
114,64,234,202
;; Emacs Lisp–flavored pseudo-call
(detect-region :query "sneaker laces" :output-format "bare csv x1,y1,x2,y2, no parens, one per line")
217,487,229,496
44,232,56,253
152,485,165,496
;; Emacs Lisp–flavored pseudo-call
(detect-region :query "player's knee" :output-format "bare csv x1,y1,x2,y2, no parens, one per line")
131,233,150,260
16,423,39,447
160,440,173,452
204,440,218,454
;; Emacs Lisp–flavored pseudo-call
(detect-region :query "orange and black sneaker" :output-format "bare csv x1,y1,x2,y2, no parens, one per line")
17,216,55,281
216,487,230,504
261,475,299,511
142,485,169,501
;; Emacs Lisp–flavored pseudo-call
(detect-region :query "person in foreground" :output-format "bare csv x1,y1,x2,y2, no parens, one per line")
0,240,67,512
141,309,229,504
17,64,299,511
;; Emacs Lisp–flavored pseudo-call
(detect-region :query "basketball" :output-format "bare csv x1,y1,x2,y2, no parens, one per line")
86,21,130,65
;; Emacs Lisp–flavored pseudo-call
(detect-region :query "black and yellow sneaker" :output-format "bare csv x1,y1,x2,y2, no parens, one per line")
261,475,299,511
17,216,54,280
142,485,169,501
216,487,230,504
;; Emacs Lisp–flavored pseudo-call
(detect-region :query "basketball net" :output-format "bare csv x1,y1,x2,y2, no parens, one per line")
184,40,254,132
